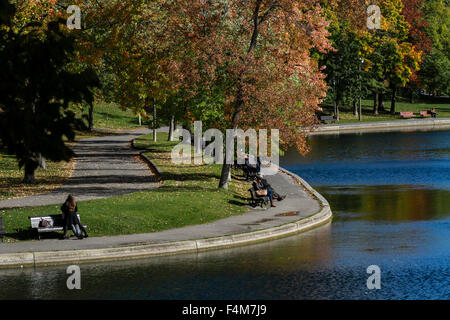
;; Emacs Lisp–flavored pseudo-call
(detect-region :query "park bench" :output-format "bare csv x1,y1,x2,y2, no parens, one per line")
400,111,416,118
0,217,7,242
28,214,86,240
320,115,337,124
248,188,270,208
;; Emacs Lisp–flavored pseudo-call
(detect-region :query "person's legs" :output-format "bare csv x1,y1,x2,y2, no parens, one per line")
62,225,69,239
269,187,285,201
267,188,275,206
79,224,88,237
71,224,82,238
269,187,280,199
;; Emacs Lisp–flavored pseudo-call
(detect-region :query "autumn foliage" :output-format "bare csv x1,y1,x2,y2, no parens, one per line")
2,0,447,187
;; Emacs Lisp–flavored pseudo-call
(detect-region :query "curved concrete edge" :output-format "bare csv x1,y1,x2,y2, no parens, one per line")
0,165,332,269
308,118,450,135
131,138,163,183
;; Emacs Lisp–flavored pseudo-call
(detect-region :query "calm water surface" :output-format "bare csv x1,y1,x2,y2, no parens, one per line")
1,129,449,299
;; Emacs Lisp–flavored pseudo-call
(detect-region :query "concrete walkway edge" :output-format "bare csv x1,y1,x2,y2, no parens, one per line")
0,167,332,268
309,117,450,135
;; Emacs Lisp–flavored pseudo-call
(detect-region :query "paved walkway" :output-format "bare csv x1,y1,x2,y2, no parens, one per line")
0,127,325,263
0,165,321,254
0,128,159,209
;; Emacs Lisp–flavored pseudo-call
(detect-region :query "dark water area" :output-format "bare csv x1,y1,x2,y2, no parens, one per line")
0,129,449,300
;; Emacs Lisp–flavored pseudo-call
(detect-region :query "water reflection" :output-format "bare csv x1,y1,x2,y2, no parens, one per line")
0,224,334,300
0,129,449,299
318,185,450,221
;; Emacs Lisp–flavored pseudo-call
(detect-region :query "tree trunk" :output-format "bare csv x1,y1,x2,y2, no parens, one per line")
359,97,362,121
219,0,261,190
88,104,94,132
219,108,241,189
23,162,38,184
353,100,358,117
378,92,385,112
168,115,175,141
390,86,397,115
373,92,379,115
153,102,157,142
410,88,415,104
334,100,340,121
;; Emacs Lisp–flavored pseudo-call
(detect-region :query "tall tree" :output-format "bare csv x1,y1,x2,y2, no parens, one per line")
362,0,421,114
419,0,450,95
401,0,432,102
0,1,99,183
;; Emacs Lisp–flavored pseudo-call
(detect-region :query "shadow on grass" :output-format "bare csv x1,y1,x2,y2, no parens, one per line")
320,103,394,117
229,194,249,207
5,228,38,241
228,199,248,206
155,185,220,193
160,172,219,182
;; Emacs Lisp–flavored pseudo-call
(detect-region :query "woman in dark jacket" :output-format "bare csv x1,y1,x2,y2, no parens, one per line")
252,175,286,208
61,195,88,239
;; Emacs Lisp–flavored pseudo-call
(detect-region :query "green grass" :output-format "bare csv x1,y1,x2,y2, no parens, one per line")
321,96,450,123
87,102,146,130
0,132,249,242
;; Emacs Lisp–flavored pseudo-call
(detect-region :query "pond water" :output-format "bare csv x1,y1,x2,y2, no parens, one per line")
0,129,449,300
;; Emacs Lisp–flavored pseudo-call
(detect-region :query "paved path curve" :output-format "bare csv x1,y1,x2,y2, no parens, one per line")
0,128,158,209
0,128,328,266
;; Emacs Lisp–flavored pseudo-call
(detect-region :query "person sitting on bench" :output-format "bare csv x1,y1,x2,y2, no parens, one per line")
430,108,437,118
61,195,88,240
252,175,286,208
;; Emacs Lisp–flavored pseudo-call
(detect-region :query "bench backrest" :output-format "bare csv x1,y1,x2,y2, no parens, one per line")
320,116,335,120
248,188,257,199
29,214,81,228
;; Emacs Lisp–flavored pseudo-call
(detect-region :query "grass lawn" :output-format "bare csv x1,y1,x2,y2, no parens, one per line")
321,96,450,123
0,132,250,242
85,101,146,130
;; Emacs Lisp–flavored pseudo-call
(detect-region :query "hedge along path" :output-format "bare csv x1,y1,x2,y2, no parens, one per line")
0,128,159,210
